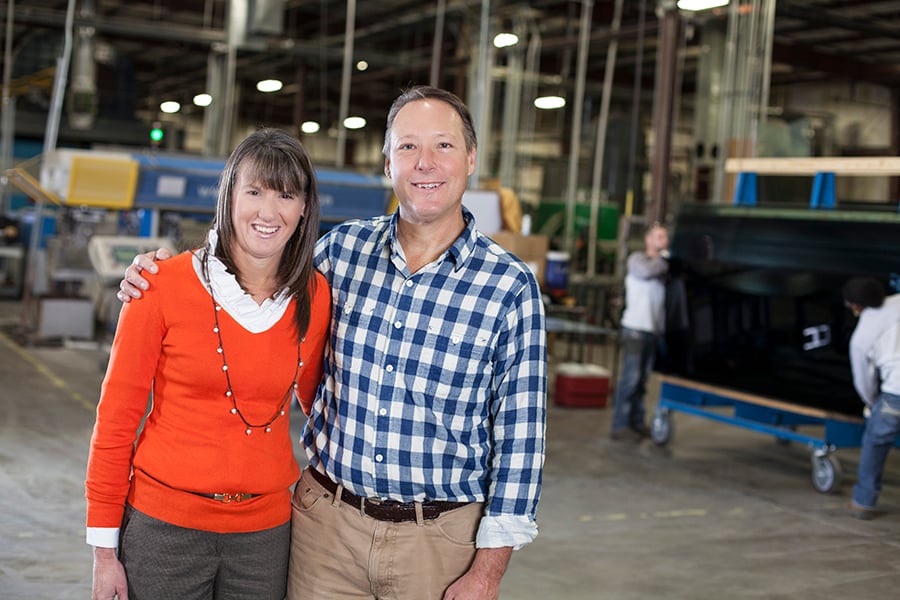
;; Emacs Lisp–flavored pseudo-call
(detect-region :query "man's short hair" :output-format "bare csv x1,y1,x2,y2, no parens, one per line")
382,85,477,156
842,277,886,309
644,221,667,236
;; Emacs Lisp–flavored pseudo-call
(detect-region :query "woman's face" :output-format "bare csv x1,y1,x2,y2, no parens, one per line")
229,164,306,265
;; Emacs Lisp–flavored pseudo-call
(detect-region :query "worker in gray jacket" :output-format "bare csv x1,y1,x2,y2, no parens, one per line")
610,222,669,441
843,276,900,519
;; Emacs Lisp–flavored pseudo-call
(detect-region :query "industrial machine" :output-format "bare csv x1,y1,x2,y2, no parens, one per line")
664,203,900,416
10,147,391,341
649,203,900,493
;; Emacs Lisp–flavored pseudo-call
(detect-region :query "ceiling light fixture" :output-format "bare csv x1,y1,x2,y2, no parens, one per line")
301,121,321,134
193,93,212,107
493,32,519,48
676,0,729,10
343,116,366,130
256,79,283,93
160,100,181,114
534,95,566,110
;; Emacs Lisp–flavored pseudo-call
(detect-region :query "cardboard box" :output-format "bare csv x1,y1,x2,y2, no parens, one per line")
490,231,549,286
554,363,610,408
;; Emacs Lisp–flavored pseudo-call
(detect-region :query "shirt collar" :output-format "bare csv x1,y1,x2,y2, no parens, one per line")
385,207,478,272
192,230,292,333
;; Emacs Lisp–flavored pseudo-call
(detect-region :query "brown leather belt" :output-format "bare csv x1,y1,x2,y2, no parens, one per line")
189,491,259,503
308,467,469,523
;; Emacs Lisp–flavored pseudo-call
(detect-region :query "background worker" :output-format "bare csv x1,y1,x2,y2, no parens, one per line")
119,86,547,600
610,222,669,441
843,276,900,519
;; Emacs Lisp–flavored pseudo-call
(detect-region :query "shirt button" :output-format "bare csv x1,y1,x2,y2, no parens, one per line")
394,321,402,329
405,280,414,288
379,408,387,416
375,454,384,462
385,364,394,372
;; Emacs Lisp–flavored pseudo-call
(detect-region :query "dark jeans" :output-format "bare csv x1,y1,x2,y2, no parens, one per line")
611,327,658,432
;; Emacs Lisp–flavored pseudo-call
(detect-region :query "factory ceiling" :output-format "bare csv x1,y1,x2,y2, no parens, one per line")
4,0,900,150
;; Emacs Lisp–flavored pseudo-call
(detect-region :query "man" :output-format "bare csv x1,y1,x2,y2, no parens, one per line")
119,86,547,599
610,222,669,441
842,276,900,520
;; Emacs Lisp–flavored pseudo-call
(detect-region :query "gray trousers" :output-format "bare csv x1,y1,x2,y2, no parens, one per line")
119,506,290,600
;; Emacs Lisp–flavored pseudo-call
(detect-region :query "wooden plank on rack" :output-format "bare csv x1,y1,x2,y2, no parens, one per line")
658,374,864,424
725,156,900,175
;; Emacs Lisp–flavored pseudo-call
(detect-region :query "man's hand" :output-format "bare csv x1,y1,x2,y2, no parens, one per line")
443,547,511,600
117,247,172,303
92,546,128,600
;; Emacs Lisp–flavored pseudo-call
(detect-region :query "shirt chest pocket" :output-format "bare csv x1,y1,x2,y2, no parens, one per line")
418,326,493,399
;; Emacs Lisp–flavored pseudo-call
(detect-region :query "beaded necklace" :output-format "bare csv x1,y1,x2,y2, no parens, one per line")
206,278,302,436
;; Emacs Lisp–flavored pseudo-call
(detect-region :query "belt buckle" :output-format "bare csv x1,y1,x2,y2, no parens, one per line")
213,492,250,503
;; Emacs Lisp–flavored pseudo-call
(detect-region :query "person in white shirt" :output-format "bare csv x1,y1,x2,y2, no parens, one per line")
843,276,900,519
610,222,669,441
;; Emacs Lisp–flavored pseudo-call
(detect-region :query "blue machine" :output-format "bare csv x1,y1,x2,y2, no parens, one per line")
131,153,391,231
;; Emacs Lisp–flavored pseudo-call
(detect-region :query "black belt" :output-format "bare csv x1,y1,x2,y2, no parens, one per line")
308,468,469,523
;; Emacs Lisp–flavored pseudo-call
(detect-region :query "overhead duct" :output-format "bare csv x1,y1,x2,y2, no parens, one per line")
230,0,285,47
250,0,285,36
68,0,97,130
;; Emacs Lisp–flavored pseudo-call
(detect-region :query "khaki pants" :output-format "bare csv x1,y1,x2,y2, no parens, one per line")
287,468,482,600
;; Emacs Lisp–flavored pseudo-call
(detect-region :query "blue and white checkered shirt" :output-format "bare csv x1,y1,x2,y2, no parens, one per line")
303,208,546,548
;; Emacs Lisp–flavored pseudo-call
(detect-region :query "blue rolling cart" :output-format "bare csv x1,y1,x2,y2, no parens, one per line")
650,375,880,494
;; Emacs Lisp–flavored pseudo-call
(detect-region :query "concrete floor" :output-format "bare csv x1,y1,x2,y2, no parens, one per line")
2,298,899,599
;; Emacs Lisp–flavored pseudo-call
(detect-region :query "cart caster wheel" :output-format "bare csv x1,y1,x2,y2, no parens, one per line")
811,453,842,494
650,409,672,446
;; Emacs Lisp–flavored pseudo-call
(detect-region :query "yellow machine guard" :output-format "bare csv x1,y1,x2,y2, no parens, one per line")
66,155,139,209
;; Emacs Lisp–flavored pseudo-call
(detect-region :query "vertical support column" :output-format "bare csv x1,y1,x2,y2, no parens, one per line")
469,0,492,188
648,0,681,224
335,0,356,169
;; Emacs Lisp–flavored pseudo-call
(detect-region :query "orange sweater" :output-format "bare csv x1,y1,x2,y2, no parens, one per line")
85,253,330,534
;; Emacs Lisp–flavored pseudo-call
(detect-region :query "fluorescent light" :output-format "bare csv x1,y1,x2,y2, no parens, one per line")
160,100,181,114
343,116,366,130
301,121,320,134
534,95,566,110
677,0,729,10
256,79,283,93
193,93,212,107
493,32,519,49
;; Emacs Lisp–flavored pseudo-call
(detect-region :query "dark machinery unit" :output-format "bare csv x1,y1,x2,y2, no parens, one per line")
666,204,900,416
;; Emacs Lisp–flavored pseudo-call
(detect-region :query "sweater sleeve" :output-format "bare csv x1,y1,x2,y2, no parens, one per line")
295,272,331,415
85,280,166,529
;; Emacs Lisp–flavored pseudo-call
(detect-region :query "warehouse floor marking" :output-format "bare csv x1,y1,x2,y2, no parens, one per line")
0,331,95,412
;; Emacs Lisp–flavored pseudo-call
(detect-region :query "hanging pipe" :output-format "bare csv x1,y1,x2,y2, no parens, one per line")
586,0,624,276
563,0,594,257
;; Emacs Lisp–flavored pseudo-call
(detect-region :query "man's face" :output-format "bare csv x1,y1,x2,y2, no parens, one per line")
383,98,476,227
646,226,669,254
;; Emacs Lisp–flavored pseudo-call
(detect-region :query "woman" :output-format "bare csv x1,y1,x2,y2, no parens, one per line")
85,128,330,600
